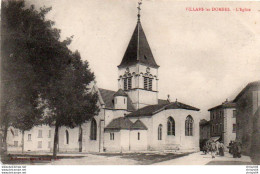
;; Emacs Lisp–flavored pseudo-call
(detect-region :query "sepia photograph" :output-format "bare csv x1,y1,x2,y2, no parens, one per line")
0,0,260,170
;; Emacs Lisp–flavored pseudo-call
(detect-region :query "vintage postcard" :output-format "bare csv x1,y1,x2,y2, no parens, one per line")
0,0,259,172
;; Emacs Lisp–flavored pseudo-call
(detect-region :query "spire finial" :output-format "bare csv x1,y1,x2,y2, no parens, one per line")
137,0,142,22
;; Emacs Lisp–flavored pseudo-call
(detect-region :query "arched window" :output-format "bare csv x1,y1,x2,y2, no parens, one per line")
144,77,148,90
66,130,69,144
148,78,153,90
90,119,97,140
128,77,132,89
137,132,140,140
167,117,175,135
185,116,194,136
158,124,162,140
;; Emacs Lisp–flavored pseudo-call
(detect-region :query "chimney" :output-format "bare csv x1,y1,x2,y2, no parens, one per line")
167,94,171,103
222,98,229,104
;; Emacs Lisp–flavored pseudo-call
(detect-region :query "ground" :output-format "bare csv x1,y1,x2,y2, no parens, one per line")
1,151,255,165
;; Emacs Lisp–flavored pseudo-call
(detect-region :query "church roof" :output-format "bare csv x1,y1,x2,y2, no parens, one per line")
125,101,200,118
118,21,159,69
130,120,148,130
105,117,133,130
114,89,128,97
98,88,135,111
164,101,200,111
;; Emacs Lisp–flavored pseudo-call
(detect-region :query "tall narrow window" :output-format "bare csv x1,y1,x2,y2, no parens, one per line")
38,130,42,138
158,124,162,140
48,130,51,138
66,130,69,144
110,133,114,140
149,78,153,90
28,134,31,141
233,124,236,133
38,141,42,148
90,119,97,140
14,141,18,147
167,117,175,135
185,116,194,136
48,141,51,148
233,110,236,118
14,130,18,136
127,77,132,89
144,77,148,90
137,132,140,140
123,78,127,91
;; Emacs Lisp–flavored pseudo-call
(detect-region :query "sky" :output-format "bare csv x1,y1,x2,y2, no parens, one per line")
27,0,260,120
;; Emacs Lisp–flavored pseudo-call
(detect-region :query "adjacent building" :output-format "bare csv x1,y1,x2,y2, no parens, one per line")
208,100,236,148
199,119,210,141
199,119,210,150
233,81,260,155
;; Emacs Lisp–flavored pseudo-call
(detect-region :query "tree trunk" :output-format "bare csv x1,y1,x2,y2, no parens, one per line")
79,125,82,152
53,123,59,159
1,123,8,163
21,130,24,154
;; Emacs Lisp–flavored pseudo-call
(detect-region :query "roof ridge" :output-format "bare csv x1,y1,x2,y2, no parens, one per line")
98,88,116,93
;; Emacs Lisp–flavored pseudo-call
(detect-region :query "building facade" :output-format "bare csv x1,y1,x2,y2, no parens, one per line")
208,101,236,148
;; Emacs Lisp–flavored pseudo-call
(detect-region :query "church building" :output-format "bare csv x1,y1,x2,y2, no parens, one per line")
6,5,200,153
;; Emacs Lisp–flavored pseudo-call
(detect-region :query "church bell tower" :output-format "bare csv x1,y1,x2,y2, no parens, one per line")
117,1,159,110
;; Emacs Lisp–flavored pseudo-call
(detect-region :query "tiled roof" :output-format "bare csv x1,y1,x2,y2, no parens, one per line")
118,21,159,69
126,103,169,117
130,120,148,130
233,81,260,102
114,89,128,97
165,102,200,111
98,88,135,111
105,117,133,130
126,101,200,118
208,101,236,111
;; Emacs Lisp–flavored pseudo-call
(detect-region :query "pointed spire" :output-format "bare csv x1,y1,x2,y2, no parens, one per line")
118,1,159,69
137,0,142,22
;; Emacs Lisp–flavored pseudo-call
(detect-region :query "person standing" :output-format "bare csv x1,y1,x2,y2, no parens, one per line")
216,141,220,155
211,141,217,158
228,141,233,154
237,142,242,158
219,142,224,156
233,142,238,158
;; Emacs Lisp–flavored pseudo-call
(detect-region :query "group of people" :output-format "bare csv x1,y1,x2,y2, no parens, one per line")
228,141,242,158
203,141,225,158
202,140,242,159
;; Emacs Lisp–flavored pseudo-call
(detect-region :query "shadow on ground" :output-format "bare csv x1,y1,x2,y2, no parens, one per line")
1,154,85,165
206,161,253,165
97,152,192,165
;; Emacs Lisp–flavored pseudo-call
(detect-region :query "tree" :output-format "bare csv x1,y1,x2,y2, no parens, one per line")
1,1,45,156
43,50,99,158
1,1,99,158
